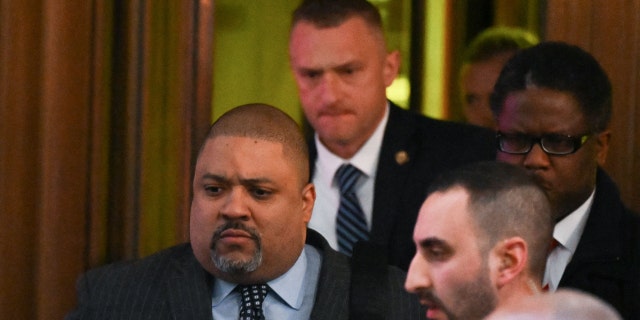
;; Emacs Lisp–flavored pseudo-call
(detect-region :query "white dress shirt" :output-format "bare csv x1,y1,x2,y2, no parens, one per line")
543,189,595,291
308,104,389,249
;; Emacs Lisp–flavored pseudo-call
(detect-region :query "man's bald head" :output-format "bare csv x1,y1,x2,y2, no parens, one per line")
202,103,309,185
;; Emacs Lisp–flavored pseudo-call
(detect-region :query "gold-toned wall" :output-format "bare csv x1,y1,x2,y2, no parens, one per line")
212,1,301,122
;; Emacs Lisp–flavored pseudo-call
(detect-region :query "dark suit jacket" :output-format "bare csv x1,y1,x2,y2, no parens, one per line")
558,168,640,320
66,229,423,320
309,102,496,270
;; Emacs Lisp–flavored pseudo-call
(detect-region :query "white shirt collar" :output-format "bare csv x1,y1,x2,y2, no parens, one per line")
553,188,596,253
314,103,389,181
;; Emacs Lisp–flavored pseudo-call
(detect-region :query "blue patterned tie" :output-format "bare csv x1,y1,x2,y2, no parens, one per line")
239,284,268,320
335,164,369,255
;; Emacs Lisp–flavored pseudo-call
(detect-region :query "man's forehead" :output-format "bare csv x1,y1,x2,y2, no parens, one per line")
415,188,471,235
207,134,281,146
198,135,284,161
501,89,582,115
291,26,375,64
498,90,587,133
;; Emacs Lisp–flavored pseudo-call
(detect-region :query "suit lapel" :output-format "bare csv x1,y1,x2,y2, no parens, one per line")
166,246,214,320
561,170,626,285
307,230,351,320
370,104,419,244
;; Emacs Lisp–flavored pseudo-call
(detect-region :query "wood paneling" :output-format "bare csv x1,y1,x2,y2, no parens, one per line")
1,2,45,318
36,1,94,317
0,0,213,318
546,0,640,213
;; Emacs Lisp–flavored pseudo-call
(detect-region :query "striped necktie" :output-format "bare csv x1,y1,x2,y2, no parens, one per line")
335,164,369,255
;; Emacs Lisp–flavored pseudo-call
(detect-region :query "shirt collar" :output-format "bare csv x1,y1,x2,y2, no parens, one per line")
314,103,389,180
267,245,309,309
553,188,596,253
211,246,310,309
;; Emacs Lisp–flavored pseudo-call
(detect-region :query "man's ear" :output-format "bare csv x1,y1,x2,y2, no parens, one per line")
383,50,401,87
301,183,316,224
595,129,611,166
493,237,528,289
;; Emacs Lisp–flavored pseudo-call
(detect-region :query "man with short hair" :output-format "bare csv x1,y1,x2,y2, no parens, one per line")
457,26,538,128
66,103,423,319
289,0,496,270
491,41,640,319
405,161,553,320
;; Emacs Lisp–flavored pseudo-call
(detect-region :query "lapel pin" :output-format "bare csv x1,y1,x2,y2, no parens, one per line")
395,150,409,165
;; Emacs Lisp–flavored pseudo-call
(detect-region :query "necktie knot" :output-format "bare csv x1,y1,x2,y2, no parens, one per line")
238,284,269,320
336,164,362,194
548,238,560,253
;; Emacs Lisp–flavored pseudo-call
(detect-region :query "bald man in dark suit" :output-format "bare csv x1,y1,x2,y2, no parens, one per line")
66,104,422,319
291,0,496,271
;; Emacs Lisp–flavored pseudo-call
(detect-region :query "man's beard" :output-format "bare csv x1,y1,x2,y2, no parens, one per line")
423,262,497,320
209,221,263,274
448,270,497,320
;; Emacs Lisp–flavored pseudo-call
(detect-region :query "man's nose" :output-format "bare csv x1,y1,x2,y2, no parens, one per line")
404,255,432,293
523,142,551,169
220,188,250,220
318,73,340,105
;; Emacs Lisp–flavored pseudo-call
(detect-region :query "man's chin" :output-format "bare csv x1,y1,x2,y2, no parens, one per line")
420,298,450,320
216,249,253,260
426,306,449,320
211,246,262,275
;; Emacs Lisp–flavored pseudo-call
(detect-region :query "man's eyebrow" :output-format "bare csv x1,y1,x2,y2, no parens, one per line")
199,173,276,187
201,173,225,182
294,65,324,74
239,177,274,185
338,60,362,68
298,60,360,72
418,237,447,249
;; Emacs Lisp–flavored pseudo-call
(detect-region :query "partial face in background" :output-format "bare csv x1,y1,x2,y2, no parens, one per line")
289,16,399,157
495,87,609,220
190,136,315,284
459,52,513,129
405,188,498,320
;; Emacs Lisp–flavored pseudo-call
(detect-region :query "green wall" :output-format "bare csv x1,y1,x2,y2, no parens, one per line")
212,1,302,123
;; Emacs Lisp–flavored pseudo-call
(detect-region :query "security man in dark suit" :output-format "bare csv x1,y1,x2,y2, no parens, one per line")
289,0,496,271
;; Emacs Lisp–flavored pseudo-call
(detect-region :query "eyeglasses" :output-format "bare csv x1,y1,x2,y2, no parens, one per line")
496,131,591,155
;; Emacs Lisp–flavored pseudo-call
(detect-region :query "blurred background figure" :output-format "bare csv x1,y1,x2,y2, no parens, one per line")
458,27,538,129
486,288,622,320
